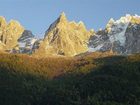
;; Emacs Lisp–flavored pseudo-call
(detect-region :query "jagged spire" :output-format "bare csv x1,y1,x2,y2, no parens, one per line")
90,29,95,34
60,12,66,16
0,16,6,22
8,20,21,26
36,12,92,57
0,16,7,27
59,12,67,22
106,18,115,33
108,18,115,25
78,21,85,26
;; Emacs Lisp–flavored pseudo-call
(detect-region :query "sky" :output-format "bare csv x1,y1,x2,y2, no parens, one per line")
0,0,140,37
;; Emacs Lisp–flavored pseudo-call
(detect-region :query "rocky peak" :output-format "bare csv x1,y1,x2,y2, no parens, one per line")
5,20,24,49
18,30,34,42
0,16,24,51
34,12,93,57
89,14,140,55
0,16,7,27
58,12,67,22
106,14,140,33
18,30,37,54
45,12,68,37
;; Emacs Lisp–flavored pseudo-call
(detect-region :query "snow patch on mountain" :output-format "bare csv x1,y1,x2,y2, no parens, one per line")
88,14,140,54
88,44,103,52
18,30,37,53
108,22,129,46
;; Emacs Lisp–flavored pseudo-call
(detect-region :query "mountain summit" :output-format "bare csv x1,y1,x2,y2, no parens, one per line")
0,17,24,51
89,14,140,54
0,14,140,56
34,12,94,56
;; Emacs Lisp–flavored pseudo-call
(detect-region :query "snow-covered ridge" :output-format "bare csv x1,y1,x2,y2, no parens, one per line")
106,14,140,32
106,14,140,46
88,14,140,54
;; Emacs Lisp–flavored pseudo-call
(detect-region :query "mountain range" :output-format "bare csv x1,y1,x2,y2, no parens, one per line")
0,12,140,105
0,13,140,56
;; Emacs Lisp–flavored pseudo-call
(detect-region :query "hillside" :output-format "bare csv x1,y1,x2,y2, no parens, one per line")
0,52,140,105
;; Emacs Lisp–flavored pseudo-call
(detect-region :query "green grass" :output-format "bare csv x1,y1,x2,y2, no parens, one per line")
0,52,140,105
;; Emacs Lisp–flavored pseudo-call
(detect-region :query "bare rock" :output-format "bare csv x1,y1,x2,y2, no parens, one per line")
0,17,24,51
34,12,94,57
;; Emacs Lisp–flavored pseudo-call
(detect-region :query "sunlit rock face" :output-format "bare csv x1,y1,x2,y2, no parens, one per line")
89,14,140,54
34,12,94,56
0,16,24,51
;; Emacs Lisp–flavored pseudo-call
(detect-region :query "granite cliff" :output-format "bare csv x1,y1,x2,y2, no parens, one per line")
0,16,24,51
34,12,94,56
